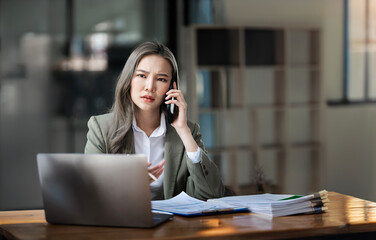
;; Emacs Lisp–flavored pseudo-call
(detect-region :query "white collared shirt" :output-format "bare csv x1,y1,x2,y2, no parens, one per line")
132,114,201,200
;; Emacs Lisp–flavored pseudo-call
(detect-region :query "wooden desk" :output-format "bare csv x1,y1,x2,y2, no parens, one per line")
1,192,376,240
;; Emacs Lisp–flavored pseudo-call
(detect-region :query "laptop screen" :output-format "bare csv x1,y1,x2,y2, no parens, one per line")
37,153,165,227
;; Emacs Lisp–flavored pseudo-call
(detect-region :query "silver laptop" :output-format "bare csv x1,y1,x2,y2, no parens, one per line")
36,153,172,228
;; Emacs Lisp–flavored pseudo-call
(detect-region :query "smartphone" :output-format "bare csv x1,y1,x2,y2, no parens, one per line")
166,79,178,124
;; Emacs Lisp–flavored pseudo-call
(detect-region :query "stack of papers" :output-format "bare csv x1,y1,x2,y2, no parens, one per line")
208,190,329,217
151,192,248,217
152,190,329,217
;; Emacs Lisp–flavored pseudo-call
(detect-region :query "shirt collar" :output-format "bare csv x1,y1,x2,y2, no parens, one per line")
132,113,167,137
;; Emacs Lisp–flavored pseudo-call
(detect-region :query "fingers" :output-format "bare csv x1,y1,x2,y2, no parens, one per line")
148,166,163,176
153,167,164,178
147,160,165,183
148,160,165,171
165,89,183,100
165,90,187,110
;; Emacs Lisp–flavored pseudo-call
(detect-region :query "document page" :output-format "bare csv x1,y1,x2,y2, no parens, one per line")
208,193,294,207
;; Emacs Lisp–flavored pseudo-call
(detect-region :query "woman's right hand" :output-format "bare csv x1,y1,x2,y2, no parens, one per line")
147,160,165,183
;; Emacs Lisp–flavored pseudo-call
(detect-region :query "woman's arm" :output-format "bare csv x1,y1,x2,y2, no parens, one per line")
165,83,225,199
184,123,226,200
165,82,198,153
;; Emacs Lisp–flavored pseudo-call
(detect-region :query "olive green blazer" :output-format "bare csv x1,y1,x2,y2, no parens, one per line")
84,113,225,200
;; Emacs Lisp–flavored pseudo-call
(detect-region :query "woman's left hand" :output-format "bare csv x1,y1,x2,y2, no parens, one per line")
165,81,188,130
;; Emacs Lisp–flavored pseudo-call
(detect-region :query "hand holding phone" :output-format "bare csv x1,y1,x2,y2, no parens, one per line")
168,85,175,114
166,80,178,124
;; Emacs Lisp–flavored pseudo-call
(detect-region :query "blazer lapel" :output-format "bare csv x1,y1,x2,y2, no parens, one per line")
163,123,184,199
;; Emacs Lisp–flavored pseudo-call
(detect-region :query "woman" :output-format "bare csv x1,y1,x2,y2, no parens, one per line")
85,41,225,200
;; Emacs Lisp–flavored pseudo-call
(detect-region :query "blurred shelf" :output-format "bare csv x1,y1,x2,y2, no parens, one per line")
190,25,324,195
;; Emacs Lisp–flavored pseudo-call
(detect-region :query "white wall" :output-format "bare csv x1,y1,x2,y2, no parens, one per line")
222,0,376,201
326,106,376,200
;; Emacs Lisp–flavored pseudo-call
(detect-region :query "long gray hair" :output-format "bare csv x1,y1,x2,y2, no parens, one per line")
107,41,179,153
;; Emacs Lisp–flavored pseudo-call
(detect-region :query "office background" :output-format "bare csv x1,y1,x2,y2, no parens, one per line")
1,0,376,210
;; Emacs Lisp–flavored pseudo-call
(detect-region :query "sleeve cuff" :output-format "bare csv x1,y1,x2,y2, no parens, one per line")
187,148,201,163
